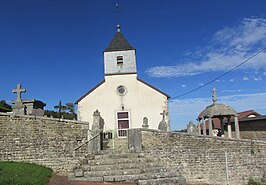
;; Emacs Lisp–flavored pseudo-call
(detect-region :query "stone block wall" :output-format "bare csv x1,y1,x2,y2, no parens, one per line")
240,131,266,141
141,130,266,185
0,113,89,172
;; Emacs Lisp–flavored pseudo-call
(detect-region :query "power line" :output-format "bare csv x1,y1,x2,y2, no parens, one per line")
170,46,266,100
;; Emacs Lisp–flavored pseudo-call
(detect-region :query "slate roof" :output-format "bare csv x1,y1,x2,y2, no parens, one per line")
104,26,135,52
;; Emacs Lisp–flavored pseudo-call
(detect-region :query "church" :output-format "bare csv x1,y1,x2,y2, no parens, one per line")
75,25,170,137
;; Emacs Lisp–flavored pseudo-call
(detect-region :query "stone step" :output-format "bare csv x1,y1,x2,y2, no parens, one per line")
82,166,172,178
137,176,186,185
105,140,128,146
87,156,149,166
139,171,177,180
73,174,185,184
95,152,145,160
103,174,140,182
87,162,162,171
103,138,128,150
84,168,142,177
70,176,104,182
98,149,136,154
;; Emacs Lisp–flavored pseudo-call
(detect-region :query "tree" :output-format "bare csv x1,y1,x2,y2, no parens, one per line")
0,100,12,112
45,101,77,120
65,102,75,114
44,110,77,120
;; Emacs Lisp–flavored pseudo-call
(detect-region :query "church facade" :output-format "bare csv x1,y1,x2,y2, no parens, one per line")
75,25,170,137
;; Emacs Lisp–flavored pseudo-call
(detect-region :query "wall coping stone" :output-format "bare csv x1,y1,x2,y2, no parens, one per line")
0,112,89,125
140,128,266,144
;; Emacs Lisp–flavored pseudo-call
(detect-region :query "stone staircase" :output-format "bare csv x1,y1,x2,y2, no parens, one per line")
69,149,186,185
103,137,128,150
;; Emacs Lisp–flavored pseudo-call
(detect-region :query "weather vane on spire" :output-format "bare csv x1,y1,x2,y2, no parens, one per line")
115,2,120,25
115,2,121,32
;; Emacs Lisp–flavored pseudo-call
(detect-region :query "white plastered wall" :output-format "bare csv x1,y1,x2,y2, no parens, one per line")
77,74,169,131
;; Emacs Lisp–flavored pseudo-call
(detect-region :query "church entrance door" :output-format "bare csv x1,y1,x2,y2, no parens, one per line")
117,111,130,138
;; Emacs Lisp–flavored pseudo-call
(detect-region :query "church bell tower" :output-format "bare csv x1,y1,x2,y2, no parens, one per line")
104,25,137,76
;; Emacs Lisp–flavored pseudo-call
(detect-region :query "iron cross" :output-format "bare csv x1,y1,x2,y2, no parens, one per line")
212,88,217,104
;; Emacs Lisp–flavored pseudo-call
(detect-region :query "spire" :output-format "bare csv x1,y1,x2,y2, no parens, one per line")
104,25,135,52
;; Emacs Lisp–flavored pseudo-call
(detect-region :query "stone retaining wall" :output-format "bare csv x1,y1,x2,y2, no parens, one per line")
240,131,266,141
0,113,90,172
141,129,266,185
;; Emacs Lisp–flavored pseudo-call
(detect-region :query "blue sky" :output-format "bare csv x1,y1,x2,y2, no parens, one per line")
1,0,266,130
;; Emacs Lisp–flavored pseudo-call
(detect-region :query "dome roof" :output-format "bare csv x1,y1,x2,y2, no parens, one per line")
198,103,237,119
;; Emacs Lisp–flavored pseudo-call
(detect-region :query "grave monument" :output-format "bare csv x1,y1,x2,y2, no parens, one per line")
11,84,46,116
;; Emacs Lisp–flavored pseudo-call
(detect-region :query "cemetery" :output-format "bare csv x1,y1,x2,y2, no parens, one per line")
0,81,265,184
0,22,266,185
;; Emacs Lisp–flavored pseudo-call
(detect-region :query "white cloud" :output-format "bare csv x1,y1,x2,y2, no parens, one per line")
229,79,235,82
253,76,262,81
181,84,187,88
221,89,242,93
147,18,266,78
263,72,266,76
242,76,249,81
198,83,204,86
170,92,266,130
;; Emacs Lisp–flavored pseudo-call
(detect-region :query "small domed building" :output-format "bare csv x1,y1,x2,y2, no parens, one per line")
197,88,240,139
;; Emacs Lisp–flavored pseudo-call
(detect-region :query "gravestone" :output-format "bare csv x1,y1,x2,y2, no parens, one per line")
11,84,46,116
92,109,104,134
158,110,168,131
90,110,105,154
187,121,197,135
32,108,45,117
142,117,149,129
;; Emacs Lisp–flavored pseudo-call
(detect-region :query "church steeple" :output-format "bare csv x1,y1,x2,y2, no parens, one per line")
104,25,137,76
104,25,135,52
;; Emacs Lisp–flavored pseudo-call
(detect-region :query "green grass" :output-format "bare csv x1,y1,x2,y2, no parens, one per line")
0,161,52,185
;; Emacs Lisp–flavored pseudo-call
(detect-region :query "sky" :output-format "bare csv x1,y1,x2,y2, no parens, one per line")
0,0,266,130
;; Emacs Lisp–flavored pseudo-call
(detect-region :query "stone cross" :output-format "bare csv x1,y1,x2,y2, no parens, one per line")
212,88,217,104
160,110,168,121
12,84,26,102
